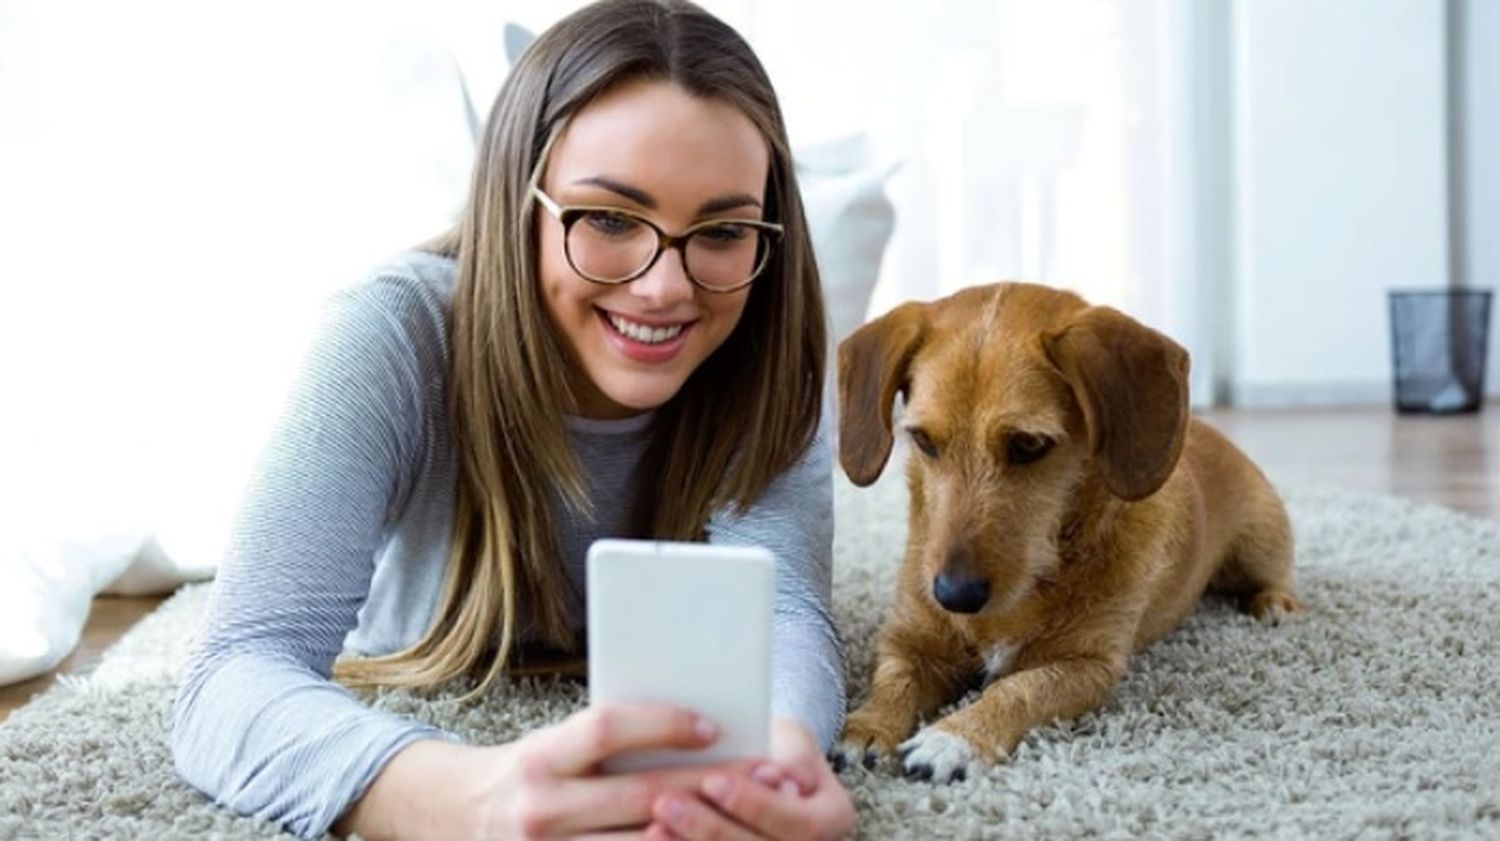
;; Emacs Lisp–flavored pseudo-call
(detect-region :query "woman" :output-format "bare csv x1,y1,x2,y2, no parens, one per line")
170,1,855,838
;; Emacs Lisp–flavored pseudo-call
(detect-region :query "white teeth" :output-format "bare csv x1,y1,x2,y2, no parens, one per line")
607,313,685,344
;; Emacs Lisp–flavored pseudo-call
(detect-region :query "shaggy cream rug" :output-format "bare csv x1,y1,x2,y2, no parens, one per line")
2,463,1498,839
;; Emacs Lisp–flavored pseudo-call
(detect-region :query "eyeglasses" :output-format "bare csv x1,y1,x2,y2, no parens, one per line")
531,186,783,294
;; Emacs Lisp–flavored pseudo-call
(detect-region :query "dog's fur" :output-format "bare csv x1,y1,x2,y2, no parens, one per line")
833,283,1302,782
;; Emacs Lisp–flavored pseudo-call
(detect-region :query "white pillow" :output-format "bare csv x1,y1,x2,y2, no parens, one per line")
0,529,148,685
795,134,899,344
104,533,219,596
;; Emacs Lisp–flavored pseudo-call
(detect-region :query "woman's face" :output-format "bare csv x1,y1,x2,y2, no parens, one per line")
537,78,770,419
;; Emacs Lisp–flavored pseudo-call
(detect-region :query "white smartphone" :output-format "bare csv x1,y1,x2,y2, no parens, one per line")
586,538,774,772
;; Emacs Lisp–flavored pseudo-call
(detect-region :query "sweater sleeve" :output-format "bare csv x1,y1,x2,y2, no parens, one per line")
170,274,459,839
705,404,846,753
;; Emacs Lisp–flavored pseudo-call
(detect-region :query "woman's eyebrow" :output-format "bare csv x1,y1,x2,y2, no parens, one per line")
698,193,762,215
575,176,655,207
573,175,763,215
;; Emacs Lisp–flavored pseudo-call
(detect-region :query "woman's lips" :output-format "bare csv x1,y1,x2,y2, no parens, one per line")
597,308,694,363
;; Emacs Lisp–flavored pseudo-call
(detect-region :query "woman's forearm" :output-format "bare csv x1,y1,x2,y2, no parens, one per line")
171,651,455,838
334,738,485,840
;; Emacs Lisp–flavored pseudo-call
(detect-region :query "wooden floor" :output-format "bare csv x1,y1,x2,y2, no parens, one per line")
1,402,1495,724
1199,401,1499,520
0,594,166,723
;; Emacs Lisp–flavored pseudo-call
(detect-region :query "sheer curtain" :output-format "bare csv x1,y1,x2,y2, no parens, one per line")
0,0,1206,560
719,0,1208,400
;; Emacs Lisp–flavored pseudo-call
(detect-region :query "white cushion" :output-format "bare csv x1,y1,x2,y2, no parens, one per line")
795,134,899,343
0,529,147,685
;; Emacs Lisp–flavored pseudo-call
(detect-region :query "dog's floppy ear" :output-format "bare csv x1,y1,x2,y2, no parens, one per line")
837,302,926,486
1040,306,1190,501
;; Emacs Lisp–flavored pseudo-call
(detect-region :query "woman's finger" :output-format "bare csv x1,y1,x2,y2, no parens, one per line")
645,759,760,792
752,758,819,798
698,772,814,840
643,823,678,841
767,718,825,795
532,758,762,835
538,774,661,834
547,704,718,777
652,788,766,841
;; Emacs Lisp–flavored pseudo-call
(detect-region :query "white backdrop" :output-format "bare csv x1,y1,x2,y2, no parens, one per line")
0,0,1197,558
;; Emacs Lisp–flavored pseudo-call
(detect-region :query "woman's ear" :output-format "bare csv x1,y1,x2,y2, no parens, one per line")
1040,306,1190,501
837,302,927,486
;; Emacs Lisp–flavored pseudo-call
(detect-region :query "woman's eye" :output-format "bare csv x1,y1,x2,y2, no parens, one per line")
693,223,751,248
908,429,939,458
1007,432,1054,466
583,211,642,238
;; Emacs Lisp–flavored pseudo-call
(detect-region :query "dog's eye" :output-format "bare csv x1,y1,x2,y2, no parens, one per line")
1007,432,1053,466
908,428,940,459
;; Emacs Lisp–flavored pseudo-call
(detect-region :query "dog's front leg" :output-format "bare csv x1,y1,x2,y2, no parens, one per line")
899,653,1126,782
834,623,972,771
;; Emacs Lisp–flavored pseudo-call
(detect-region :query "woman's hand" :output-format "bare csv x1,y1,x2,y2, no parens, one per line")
644,717,856,841
473,703,773,838
337,702,748,840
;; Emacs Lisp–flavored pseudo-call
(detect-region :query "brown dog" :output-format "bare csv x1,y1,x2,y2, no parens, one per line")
833,283,1302,781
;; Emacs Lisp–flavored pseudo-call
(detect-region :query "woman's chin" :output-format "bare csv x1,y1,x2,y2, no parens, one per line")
586,374,687,417
607,386,679,413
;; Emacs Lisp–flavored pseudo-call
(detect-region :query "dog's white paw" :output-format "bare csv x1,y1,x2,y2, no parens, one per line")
896,726,977,783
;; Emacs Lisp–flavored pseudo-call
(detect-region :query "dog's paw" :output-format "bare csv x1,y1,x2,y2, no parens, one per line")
896,726,978,783
1249,590,1303,623
829,737,886,773
831,710,907,772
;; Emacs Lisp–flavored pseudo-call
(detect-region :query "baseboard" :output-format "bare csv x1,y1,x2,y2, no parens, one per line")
1228,379,1500,408
1228,380,1392,408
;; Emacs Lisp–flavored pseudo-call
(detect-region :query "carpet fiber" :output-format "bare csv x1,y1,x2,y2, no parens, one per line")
3,464,1499,839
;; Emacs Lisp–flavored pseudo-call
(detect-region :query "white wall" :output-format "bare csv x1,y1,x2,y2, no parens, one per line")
1228,0,1449,406
0,4,492,543
1459,0,1500,396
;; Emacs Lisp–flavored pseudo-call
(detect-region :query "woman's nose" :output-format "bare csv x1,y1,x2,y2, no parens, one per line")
627,246,695,307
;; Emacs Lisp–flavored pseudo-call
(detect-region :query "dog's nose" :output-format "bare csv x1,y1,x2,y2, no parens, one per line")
933,572,990,614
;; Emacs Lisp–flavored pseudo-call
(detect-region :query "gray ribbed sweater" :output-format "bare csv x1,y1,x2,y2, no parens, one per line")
170,250,845,838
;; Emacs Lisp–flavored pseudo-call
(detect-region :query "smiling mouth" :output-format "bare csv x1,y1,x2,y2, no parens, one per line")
601,310,691,345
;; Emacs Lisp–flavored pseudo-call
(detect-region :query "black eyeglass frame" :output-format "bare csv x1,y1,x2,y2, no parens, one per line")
530,186,784,294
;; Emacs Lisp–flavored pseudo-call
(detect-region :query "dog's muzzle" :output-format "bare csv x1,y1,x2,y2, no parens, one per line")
933,571,991,614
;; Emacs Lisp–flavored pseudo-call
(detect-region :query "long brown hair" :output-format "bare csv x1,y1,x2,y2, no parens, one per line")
335,0,827,696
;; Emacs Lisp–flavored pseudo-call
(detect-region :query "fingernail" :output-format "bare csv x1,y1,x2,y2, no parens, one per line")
703,773,731,801
780,779,799,797
751,763,783,788
661,794,688,823
695,716,719,740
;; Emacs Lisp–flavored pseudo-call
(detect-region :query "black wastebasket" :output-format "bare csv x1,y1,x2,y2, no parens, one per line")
1388,288,1492,414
